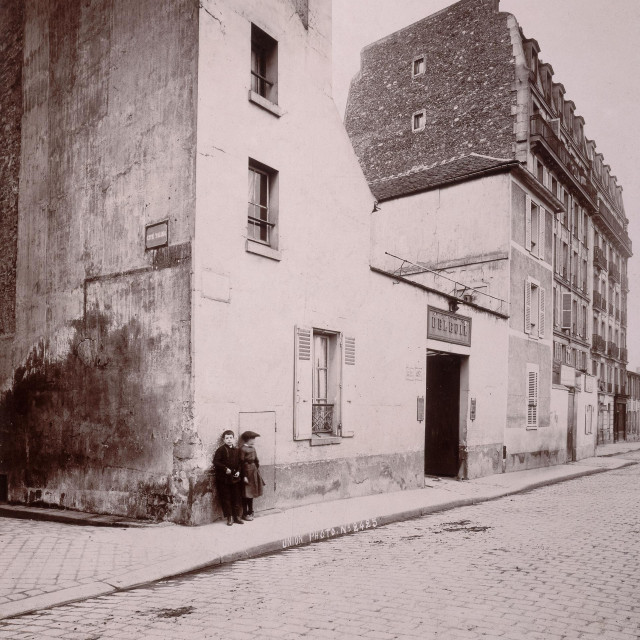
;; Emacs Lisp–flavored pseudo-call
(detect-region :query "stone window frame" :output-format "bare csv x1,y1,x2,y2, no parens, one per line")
412,109,426,133
412,54,426,78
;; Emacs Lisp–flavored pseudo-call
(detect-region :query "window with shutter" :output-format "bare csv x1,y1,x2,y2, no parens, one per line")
539,288,545,338
525,195,532,252
538,206,546,260
524,279,532,334
561,292,572,329
526,365,539,428
294,327,356,441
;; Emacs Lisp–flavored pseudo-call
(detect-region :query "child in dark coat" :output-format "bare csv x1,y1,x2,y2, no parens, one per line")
213,430,245,526
239,430,265,520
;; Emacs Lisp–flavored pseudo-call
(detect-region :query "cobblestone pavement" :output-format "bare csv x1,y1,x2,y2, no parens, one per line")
0,522,179,606
1,453,639,639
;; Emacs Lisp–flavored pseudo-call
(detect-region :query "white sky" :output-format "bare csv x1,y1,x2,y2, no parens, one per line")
332,0,640,371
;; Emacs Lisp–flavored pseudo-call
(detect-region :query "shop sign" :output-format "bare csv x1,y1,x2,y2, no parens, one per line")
145,220,168,250
427,306,471,346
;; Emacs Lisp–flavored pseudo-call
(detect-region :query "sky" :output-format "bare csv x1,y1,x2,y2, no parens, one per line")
332,0,640,372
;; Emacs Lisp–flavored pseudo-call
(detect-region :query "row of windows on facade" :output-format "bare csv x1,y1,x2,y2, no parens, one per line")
550,284,626,351
534,154,626,276
526,41,625,215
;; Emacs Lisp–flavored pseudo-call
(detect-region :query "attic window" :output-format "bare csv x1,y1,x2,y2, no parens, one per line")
412,55,426,77
412,109,426,132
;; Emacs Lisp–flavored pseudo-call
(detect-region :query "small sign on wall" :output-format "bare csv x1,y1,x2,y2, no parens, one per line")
145,220,169,250
427,306,472,346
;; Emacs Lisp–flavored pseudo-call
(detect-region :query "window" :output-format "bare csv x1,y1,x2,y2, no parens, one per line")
412,109,426,132
247,160,278,249
294,327,356,441
526,364,539,429
525,196,545,259
561,292,572,330
412,55,426,77
251,24,278,104
525,278,545,338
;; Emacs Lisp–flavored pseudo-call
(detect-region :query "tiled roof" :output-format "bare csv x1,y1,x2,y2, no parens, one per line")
370,153,519,202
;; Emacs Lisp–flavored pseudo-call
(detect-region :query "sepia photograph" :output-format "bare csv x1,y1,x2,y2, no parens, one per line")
1,0,639,637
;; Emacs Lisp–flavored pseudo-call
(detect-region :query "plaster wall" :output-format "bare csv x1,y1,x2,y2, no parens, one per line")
2,0,199,521
371,173,512,314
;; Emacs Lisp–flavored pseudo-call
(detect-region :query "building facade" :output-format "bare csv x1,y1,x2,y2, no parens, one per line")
0,0,521,522
345,0,632,466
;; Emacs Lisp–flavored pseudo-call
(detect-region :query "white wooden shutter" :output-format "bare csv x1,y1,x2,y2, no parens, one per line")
524,279,532,334
525,195,532,252
340,336,356,437
543,167,549,189
538,206,546,260
293,326,313,440
561,292,572,329
527,367,539,428
538,288,545,338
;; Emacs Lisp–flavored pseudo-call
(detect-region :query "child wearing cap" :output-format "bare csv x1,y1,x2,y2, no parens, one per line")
239,430,265,520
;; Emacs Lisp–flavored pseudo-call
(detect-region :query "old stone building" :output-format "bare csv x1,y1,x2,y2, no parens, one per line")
345,0,632,467
0,0,519,522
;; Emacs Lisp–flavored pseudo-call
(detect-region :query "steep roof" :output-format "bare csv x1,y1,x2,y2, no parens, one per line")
370,153,519,202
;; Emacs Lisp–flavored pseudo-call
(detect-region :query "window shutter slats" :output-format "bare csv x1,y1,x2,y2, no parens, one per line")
525,195,532,251
561,292,572,329
341,334,357,437
527,367,539,428
294,326,313,440
539,288,545,338
524,279,532,334
539,206,546,261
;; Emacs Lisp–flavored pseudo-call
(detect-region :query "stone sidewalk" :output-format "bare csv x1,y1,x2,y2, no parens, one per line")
1,442,639,621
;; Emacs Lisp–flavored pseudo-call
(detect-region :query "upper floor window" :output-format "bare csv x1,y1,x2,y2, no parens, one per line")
248,159,278,249
412,55,426,77
412,109,426,132
251,24,278,105
526,196,545,260
525,277,545,339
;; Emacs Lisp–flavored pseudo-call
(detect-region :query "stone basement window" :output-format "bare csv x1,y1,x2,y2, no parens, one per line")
412,109,426,132
412,55,426,77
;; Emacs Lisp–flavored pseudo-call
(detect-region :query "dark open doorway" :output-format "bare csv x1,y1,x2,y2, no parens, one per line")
425,351,461,477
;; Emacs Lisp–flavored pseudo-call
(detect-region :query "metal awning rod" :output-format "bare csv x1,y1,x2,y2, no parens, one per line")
384,252,508,305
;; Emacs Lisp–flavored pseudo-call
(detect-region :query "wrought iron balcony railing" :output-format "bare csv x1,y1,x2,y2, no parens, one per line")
608,262,621,283
312,403,334,434
593,246,607,271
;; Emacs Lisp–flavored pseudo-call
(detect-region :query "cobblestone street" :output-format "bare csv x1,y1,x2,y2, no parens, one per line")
1,454,639,640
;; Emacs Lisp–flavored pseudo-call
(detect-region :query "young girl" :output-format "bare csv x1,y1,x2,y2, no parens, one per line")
239,430,265,520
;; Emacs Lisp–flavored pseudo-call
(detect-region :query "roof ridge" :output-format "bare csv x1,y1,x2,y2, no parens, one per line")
371,153,472,184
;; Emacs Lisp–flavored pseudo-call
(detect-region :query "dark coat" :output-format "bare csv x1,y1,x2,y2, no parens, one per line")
240,443,264,498
213,444,242,485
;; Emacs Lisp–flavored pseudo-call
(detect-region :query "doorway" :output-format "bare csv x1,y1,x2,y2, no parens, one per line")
567,390,577,462
425,351,461,477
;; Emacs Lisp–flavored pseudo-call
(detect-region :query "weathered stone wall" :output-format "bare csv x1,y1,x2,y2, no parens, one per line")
344,0,516,183
1,0,199,522
0,0,23,356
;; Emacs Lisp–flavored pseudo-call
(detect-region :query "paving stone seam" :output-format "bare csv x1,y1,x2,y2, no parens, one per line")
0,458,637,622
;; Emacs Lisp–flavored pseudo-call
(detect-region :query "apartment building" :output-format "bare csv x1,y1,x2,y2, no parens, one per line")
345,0,632,466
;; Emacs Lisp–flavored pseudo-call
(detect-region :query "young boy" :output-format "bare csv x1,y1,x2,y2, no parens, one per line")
213,430,244,526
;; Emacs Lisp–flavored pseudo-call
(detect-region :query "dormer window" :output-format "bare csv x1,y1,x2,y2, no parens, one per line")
412,55,425,77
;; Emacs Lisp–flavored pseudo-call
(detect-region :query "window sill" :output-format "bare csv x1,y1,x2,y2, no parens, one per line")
246,239,281,261
248,90,284,117
310,435,342,446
